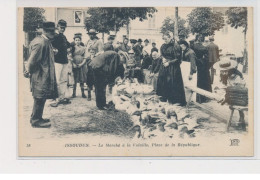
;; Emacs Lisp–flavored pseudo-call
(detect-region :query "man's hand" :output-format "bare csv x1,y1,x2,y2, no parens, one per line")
163,62,169,67
72,63,78,68
78,63,85,68
53,48,58,55
217,97,226,105
162,58,167,64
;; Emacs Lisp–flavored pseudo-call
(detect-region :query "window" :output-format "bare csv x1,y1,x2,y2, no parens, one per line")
222,25,228,34
148,15,156,29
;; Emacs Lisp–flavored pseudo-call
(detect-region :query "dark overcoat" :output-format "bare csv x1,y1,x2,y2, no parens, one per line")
27,36,58,99
133,44,143,66
207,42,219,64
183,48,197,75
89,51,124,84
193,42,212,103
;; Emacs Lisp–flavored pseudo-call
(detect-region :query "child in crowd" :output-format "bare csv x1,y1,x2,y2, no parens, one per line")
83,47,96,100
71,34,87,98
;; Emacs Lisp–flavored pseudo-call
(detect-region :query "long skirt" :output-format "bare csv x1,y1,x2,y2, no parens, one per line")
156,63,186,106
196,60,212,103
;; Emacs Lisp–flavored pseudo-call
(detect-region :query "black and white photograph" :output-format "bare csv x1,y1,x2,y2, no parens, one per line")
18,6,254,157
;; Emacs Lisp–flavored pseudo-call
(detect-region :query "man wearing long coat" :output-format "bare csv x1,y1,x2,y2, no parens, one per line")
193,35,212,103
26,22,58,128
207,36,219,84
133,39,143,67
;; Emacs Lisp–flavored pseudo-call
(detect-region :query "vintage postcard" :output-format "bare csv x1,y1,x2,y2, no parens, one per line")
18,6,254,157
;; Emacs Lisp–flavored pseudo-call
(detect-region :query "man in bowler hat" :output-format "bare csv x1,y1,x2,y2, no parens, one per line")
25,22,58,128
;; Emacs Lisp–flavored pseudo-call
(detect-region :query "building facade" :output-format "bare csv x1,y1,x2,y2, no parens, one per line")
25,7,245,58
42,7,176,47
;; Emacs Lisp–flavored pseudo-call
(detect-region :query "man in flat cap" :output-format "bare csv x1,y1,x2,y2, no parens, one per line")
25,21,58,128
207,36,220,84
51,19,71,107
103,35,115,52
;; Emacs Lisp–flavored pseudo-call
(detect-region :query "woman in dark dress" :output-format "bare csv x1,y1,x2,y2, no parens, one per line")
193,35,212,103
156,32,186,106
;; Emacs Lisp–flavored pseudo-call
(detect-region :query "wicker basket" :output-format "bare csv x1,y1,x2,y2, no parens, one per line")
225,86,248,106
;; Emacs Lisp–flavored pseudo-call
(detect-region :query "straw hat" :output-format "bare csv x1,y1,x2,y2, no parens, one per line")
213,58,238,71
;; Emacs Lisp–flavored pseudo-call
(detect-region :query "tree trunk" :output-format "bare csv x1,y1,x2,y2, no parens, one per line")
242,31,248,73
174,7,179,40
25,32,29,48
114,24,117,35
102,32,104,43
126,22,130,38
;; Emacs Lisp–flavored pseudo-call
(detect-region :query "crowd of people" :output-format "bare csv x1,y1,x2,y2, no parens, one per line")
24,19,246,128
